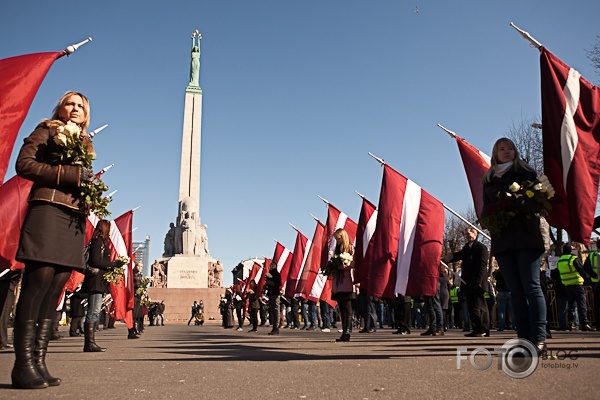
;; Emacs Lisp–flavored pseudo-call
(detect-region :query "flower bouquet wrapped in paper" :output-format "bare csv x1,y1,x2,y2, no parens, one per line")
323,251,353,277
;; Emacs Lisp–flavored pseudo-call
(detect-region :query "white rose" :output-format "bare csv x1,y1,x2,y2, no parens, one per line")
63,121,81,137
508,182,520,193
53,132,67,146
533,183,543,191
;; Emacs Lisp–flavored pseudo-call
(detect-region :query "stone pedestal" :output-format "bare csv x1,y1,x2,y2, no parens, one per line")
166,256,215,288
147,287,224,323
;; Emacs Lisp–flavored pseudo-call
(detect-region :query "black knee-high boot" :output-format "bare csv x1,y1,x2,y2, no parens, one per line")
11,320,48,389
83,322,106,352
34,319,61,386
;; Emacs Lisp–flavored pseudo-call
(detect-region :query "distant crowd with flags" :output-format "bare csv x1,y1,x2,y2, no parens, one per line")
1,25,600,390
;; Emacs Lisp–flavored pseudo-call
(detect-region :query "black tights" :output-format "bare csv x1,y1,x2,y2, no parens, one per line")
15,262,71,322
338,297,353,334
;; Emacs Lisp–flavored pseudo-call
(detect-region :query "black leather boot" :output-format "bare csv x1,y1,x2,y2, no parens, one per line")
11,320,48,389
34,319,61,386
83,323,106,352
127,328,139,339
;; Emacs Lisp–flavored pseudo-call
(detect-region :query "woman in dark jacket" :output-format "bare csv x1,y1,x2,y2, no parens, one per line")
247,280,260,332
82,220,124,352
438,265,450,331
481,137,547,353
12,92,101,389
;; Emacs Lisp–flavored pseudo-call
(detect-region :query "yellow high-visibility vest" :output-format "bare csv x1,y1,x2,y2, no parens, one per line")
589,251,598,283
557,254,584,286
449,287,459,303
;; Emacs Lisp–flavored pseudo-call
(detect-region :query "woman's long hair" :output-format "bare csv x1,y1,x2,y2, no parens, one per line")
51,91,91,131
92,220,111,245
333,228,351,253
482,137,536,183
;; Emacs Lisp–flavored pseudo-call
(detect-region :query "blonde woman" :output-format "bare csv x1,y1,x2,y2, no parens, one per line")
330,228,355,342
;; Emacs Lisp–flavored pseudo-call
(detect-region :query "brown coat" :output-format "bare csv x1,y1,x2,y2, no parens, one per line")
15,120,93,212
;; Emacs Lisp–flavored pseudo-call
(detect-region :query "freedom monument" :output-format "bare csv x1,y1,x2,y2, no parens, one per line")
148,31,223,322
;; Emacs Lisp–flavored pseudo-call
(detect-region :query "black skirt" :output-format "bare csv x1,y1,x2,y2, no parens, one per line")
16,202,86,270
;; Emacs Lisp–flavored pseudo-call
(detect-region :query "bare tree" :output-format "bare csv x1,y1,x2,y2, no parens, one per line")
586,35,600,81
506,115,544,174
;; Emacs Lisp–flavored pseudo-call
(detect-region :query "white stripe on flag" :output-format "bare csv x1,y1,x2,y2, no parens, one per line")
109,221,131,287
277,248,290,273
327,213,348,261
362,210,378,258
395,180,421,295
294,239,312,295
560,67,580,191
479,150,491,166
309,270,327,299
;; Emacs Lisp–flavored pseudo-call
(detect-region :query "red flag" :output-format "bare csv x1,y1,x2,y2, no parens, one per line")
455,136,491,219
256,258,270,295
108,211,134,327
0,51,64,184
243,262,262,296
354,196,378,289
297,220,325,300
272,242,292,291
284,229,311,299
369,165,444,298
541,47,600,245
314,203,358,306
0,176,33,271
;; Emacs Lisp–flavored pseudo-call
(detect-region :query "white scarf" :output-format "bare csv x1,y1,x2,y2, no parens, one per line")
494,162,513,178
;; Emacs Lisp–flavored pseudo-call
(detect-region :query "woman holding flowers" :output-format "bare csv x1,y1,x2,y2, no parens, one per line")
11,92,108,389
82,220,126,352
330,228,356,342
481,137,553,354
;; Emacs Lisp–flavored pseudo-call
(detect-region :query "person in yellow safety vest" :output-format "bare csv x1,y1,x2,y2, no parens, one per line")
557,244,593,331
449,286,462,329
583,238,600,330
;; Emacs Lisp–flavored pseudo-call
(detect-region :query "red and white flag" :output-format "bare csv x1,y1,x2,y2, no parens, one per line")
312,203,358,306
284,228,311,299
369,165,444,298
256,258,270,296
0,176,33,271
243,262,263,296
297,220,326,301
272,241,292,291
108,210,135,327
455,136,491,219
354,195,378,289
0,51,65,184
541,47,600,245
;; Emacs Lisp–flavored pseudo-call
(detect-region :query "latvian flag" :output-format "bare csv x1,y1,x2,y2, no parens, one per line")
369,164,444,298
108,210,135,327
284,228,311,299
256,258,270,296
272,241,292,292
541,47,600,245
354,195,378,289
297,220,326,301
312,203,358,306
454,136,491,219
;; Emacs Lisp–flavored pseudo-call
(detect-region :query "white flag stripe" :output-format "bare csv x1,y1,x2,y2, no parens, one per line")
277,248,290,273
294,239,312,296
395,180,421,296
478,150,491,165
560,67,581,191
88,212,100,228
362,209,378,258
309,270,327,299
109,221,131,287
327,212,348,261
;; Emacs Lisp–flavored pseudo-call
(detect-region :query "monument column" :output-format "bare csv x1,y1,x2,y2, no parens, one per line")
179,30,203,219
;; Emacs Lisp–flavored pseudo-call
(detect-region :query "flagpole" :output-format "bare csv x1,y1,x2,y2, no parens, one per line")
368,152,385,166
442,203,490,240
132,206,141,212
509,22,542,49
310,214,320,222
289,222,299,232
89,124,108,138
437,124,457,139
441,261,466,285
63,37,93,56
317,195,329,205
355,190,365,199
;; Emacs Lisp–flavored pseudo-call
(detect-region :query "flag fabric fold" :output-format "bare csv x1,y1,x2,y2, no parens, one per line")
369,164,444,298
455,136,491,219
540,47,600,245
109,211,135,327
0,176,33,271
298,220,325,301
272,242,292,292
354,196,378,289
284,229,311,299
0,51,64,184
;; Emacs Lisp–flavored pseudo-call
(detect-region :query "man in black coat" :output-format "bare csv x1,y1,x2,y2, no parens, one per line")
443,227,490,337
265,261,282,335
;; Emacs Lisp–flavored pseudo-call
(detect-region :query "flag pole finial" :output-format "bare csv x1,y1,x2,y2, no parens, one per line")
310,213,320,222
288,222,299,232
89,124,108,138
509,22,542,49
437,124,457,139
106,190,118,199
132,206,141,212
355,190,365,199
317,195,329,205
64,37,93,55
368,152,385,166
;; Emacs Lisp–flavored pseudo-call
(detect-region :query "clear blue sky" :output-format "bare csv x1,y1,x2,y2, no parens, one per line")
2,1,598,287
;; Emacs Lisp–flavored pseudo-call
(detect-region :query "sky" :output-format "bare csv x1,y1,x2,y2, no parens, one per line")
2,1,599,288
